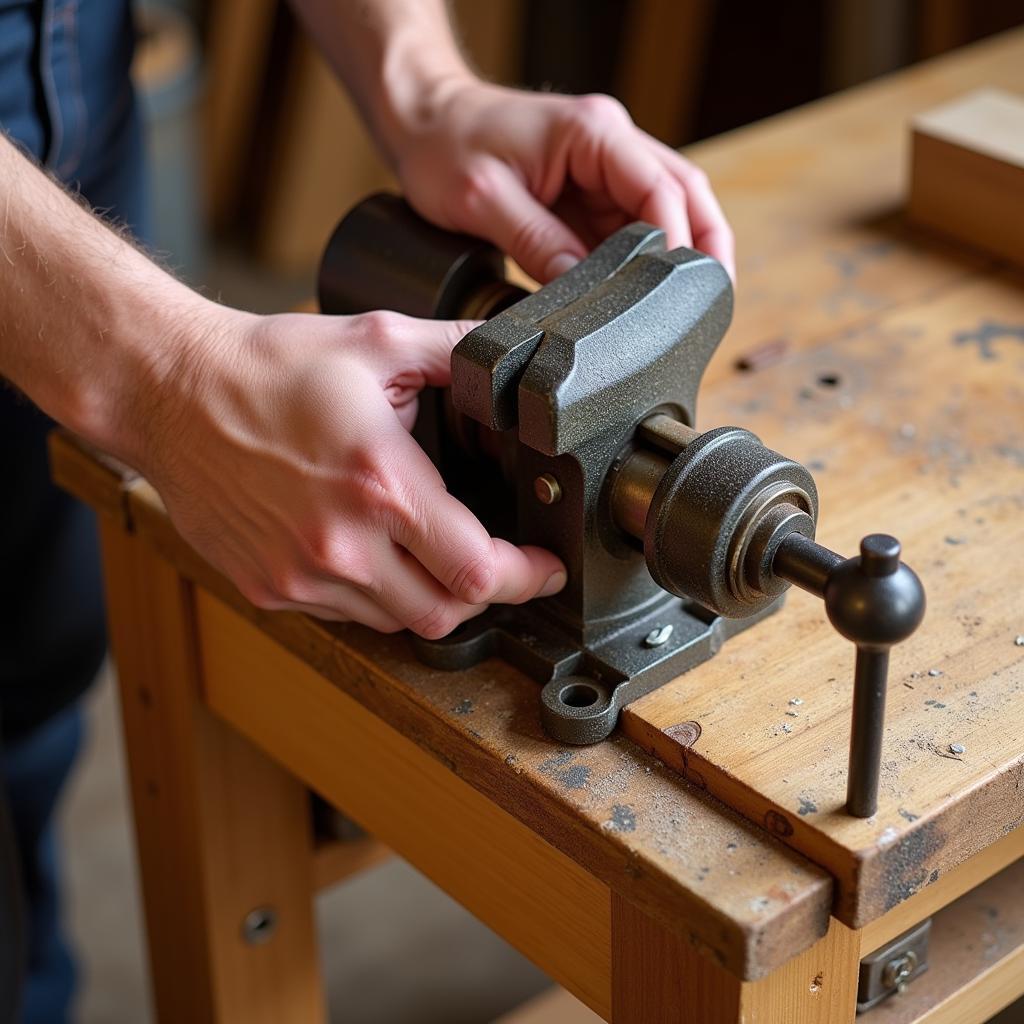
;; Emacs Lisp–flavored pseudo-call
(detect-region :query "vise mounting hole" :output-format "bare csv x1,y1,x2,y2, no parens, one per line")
560,682,601,708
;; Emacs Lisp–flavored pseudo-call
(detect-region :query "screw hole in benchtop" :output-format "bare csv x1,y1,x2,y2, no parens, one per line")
560,682,601,708
817,372,841,388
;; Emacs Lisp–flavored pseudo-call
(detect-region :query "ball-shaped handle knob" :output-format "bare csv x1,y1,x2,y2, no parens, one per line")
824,534,926,650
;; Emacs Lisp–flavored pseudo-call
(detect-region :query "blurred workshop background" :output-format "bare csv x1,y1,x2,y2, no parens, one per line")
64,2,1024,1022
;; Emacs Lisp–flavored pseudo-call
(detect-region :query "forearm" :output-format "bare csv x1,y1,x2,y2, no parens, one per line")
0,134,225,467
287,0,473,163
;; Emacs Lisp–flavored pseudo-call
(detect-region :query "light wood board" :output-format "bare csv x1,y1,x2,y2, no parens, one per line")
909,89,1024,268
623,32,1024,927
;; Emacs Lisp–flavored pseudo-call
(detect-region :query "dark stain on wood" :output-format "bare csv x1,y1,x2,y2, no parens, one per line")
538,750,591,790
735,337,789,372
952,319,1024,360
606,804,637,833
881,820,946,912
765,810,794,837
797,796,818,816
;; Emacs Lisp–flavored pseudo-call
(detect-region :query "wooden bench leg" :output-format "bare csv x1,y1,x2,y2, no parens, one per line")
611,895,859,1023
99,521,326,1024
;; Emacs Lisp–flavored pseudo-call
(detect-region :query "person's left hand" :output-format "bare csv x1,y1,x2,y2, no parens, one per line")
391,79,734,284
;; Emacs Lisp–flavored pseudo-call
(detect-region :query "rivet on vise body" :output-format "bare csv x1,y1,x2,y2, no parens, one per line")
534,474,562,505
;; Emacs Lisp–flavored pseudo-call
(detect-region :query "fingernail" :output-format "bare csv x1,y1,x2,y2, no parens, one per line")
546,253,579,279
539,570,567,597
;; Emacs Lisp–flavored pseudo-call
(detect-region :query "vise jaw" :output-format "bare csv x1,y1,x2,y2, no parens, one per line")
444,221,782,743
320,195,924,818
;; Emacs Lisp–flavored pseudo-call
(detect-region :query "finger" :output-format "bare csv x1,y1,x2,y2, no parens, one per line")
271,595,404,631
250,576,406,632
567,117,692,249
394,394,418,433
364,312,482,388
644,138,734,277
553,188,630,249
460,160,587,282
362,541,489,639
384,429,567,604
684,171,735,278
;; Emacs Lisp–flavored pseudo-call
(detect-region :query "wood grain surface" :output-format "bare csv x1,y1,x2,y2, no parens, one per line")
51,428,831,982
98,523,326,1024
623,30,1024,927
611,899,859,1024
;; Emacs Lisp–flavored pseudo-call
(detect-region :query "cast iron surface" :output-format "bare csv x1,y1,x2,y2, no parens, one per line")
320,195,762,744
318,195,925,798
415,594,783,745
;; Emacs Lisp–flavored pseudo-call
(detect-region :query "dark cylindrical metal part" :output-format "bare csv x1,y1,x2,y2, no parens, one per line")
635,414,700,457
846,647,890,817
644,426,818,618
318,193,525,319
609,448,671,540
776,532,924,819
774,532,844,598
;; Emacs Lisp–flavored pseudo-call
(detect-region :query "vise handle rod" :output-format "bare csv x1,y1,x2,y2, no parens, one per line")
774,531,926,817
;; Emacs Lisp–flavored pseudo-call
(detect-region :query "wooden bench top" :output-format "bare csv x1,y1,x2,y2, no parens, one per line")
624,27,1024,928
49,25,1024,986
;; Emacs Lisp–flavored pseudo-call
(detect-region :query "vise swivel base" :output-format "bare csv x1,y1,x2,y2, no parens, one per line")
319,194,926,819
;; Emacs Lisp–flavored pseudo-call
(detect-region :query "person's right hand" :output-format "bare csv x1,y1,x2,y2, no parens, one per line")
137,305,566,636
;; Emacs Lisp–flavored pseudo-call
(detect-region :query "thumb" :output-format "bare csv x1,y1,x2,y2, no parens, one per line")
384,315,482,388
466,164,587,283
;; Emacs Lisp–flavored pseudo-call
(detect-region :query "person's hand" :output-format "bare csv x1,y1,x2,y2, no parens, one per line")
391,80,734,284
138,305,566,636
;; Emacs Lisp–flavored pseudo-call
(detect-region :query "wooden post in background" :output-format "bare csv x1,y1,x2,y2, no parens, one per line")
98,521,326,1024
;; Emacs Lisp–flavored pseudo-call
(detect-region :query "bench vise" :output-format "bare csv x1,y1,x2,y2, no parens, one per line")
319,194,925,818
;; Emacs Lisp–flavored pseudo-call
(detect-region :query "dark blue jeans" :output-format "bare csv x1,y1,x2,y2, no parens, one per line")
0,2,149,1020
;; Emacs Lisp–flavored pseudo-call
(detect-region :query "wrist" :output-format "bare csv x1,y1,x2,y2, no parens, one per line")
370,36,476,166
73,279,249,475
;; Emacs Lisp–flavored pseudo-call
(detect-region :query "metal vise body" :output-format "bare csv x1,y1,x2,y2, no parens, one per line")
319,195,924,817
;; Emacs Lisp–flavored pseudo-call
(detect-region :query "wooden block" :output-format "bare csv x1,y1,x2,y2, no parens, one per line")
908,88,1024,266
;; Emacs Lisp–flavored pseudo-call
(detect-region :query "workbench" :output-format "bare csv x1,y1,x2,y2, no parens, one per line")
52,29,1024,1024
